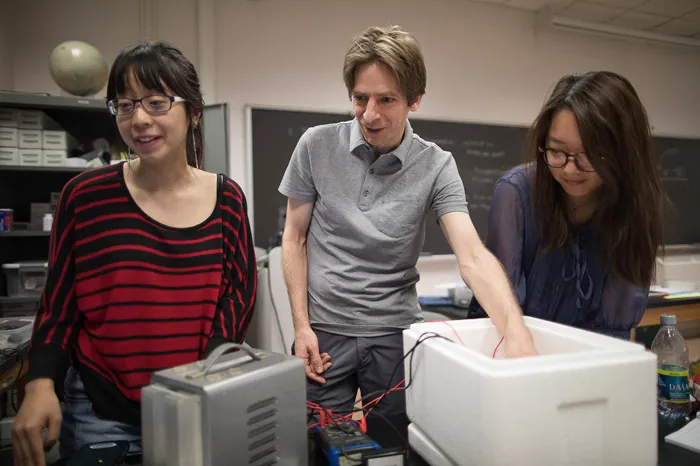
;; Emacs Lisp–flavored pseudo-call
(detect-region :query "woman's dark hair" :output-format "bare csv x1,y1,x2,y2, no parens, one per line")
106,41,204,168
527,71,665,288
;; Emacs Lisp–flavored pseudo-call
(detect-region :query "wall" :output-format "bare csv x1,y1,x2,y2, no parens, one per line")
214,0,700,199
0,0,13,90
7,0,198,97
3,0,700,200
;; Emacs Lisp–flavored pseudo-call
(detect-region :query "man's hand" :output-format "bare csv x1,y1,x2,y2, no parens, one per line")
294,327,332,383
12,379,62,466
503,321,538,358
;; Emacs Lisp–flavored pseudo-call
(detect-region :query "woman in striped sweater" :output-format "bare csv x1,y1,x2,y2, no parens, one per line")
12,42,257,465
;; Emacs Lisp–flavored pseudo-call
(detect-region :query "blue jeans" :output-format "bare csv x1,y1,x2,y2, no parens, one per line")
58,367,142,458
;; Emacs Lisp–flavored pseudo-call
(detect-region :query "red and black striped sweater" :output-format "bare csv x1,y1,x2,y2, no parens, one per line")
27,162,257,425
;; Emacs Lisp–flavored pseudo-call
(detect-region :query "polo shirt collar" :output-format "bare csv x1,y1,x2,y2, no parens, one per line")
349,118,414,165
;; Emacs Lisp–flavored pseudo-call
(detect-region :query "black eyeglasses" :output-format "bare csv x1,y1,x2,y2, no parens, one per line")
107,95,185,116
539,147,598,173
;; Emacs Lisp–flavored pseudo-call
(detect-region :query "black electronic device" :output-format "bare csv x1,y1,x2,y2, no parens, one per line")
315,421,382,465
362,447,407,465
66,440,130,466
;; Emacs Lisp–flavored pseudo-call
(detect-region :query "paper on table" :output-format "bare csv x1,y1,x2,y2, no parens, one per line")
665,413,700,454
665,292,700,300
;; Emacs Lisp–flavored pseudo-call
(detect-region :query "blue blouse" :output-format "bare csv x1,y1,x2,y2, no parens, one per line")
468,164,649,340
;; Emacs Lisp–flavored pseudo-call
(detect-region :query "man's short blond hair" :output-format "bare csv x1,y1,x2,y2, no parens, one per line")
343,25,426,106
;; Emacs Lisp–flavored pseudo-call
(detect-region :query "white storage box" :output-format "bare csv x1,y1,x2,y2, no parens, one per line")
19,149,42,166
18,130,42,149
0,148,19,165
0,128,18,147
403,317,657,466
0,108,19,128
42,130,77,151
18,110,61,130
42,150,67,166
655,251,700,290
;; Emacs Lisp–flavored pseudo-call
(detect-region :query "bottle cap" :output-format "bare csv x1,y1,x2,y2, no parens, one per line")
660,314,676,326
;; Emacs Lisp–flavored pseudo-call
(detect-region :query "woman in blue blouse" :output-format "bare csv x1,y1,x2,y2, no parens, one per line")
469,71,664,339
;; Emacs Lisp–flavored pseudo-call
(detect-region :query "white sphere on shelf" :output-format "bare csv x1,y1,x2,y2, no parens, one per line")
49,40,109,97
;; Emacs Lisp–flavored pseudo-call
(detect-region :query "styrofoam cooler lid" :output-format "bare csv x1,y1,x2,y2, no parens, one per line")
2,261,49,269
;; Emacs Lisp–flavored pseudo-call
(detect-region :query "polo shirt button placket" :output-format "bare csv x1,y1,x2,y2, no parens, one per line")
358,187,371,210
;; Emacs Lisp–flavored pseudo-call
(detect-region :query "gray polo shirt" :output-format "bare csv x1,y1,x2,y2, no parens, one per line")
279,118,468,337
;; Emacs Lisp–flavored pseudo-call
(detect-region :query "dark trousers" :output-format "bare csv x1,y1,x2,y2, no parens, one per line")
294,329,408,449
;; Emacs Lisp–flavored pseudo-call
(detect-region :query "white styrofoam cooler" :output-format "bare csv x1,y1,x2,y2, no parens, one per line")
404,317,657,466
409,423,456,466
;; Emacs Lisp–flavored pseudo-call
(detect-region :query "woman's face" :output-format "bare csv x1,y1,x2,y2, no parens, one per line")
545,109,603,203
115,72,191,166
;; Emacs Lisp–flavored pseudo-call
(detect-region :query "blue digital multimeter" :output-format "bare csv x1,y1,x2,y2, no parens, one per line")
314,421,382,465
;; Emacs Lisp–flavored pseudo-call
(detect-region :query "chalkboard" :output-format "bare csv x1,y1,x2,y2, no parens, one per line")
248,106,700,252
403,118,529,253
654,136,700,245
248,107,350,250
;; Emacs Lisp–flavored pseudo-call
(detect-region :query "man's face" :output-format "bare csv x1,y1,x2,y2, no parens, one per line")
351,61,421,155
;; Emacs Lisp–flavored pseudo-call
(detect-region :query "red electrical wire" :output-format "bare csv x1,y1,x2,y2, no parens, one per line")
307,327,506,433
492,336,504,358
305,379,406,431
430,318,503,358
428,320,464,345
345,379,406,422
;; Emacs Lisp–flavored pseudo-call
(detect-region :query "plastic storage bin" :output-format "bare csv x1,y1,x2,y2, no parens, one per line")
2,261,48,296
403,317,657,466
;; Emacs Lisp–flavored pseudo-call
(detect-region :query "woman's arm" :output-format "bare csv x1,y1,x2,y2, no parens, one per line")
27,179,81,386
206,177,258,355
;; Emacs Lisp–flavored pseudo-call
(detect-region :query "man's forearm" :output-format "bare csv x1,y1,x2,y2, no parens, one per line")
281,237,311,332
460,246,524,336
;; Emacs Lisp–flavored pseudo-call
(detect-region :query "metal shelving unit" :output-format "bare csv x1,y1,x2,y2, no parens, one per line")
0,92,107,111
0,92,114,308
0,231,50,237
0,165,88,173
0,295,39,305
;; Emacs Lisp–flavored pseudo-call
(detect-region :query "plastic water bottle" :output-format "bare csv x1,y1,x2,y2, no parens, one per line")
651,313,692,437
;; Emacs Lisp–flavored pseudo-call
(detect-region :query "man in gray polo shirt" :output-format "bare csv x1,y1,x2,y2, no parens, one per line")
279,25,536,444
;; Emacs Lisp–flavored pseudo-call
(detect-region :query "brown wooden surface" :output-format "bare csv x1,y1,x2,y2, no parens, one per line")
638,302,700,328
687,337,700,364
